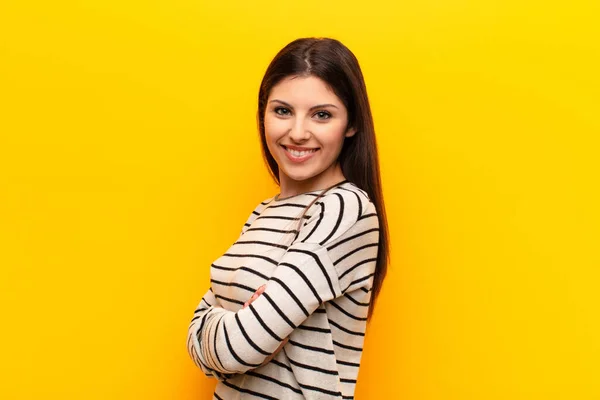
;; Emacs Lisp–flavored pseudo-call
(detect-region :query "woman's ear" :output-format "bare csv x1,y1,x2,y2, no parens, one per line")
345,126,358,138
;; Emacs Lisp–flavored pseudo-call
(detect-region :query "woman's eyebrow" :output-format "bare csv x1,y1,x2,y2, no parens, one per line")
269,99,339,111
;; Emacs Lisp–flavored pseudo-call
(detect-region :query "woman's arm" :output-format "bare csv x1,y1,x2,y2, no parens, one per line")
190,192,379,375
186,287,235,381
186,200,267,380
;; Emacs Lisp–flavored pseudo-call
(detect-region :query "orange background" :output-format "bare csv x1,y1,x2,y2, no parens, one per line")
1,0,599,399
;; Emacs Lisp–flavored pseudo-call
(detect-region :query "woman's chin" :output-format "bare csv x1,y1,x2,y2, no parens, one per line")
279,167,321,183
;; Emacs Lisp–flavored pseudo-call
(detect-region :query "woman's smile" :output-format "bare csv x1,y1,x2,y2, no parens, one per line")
281,144,320,163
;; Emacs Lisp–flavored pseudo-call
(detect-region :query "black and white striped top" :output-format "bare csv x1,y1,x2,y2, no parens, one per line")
187,180,380,399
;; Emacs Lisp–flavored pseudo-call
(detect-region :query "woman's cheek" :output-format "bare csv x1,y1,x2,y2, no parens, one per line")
315,124,346,145
266,113,288,125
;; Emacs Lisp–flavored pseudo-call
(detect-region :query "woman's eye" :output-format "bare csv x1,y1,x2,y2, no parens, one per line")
315,111,331,120
274,107,290,116
273,107,330,120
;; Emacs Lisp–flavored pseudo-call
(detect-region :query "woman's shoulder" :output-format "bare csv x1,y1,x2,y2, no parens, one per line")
306,181,373,223
238,197,275,235
297,182,377,246
322,181,372,214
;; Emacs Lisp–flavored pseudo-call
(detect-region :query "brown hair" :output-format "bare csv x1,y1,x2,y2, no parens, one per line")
257,37,390,320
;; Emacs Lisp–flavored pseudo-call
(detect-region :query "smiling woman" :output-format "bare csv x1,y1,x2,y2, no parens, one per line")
187,37,390,400
264,76,357,185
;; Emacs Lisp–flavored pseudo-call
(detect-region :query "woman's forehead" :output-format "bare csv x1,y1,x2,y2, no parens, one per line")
269,76,341,107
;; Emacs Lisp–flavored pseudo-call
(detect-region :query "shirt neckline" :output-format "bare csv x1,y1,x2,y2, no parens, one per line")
272,180,350,202
273,189,324,202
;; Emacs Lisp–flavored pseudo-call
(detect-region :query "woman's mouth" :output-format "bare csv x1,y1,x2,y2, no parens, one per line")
281,145,319,163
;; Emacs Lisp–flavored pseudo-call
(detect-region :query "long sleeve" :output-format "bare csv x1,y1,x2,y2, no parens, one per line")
192,191,379,376
186,287,236,381
186,199,268,380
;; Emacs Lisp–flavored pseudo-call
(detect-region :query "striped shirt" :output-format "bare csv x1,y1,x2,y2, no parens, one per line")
187,180,380,399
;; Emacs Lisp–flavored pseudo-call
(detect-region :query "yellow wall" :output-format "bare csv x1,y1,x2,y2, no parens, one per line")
1,0,598,399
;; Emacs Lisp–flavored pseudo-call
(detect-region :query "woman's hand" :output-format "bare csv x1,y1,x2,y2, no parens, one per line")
243,284,289,367
242,284,266,309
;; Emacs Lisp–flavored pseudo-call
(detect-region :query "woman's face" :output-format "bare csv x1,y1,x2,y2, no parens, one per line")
264,75,356,192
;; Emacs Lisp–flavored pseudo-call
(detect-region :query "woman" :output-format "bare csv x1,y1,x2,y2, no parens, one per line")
187,37,389,399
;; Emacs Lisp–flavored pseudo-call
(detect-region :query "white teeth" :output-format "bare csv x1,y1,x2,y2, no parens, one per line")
285,147,317,157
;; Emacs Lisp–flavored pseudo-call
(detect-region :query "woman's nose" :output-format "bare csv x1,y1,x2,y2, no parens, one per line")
288,119,311,141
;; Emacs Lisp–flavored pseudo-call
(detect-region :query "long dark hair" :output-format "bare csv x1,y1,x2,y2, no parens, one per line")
256,37,389,320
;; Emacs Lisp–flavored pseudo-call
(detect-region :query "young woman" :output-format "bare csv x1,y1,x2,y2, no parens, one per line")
187,37,389,399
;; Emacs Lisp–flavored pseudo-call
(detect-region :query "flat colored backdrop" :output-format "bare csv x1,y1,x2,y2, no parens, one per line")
1,0,598,399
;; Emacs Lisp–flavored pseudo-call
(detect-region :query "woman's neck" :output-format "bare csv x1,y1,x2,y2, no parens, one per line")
278,165,347,199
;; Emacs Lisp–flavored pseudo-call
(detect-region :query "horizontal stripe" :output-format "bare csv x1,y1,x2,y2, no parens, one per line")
211,263,269,280
336,359,360,367
329,300,368,321
288,339,334,354
245,227,299,234
344,292,369,307
234,240,289,249
270,358,293,372
298,382,342,397
328,318,365,336
327,227,379,251
345,272,375,292
298,324,331,333
222,253,279,265
245,371,303,394
287,356,339,375
266,202,309,209
214,294,244,306
334,243,379,266
337,257,378,280
210,279,255,293
256,215,311,221
221,380,278,400
333,340,363,352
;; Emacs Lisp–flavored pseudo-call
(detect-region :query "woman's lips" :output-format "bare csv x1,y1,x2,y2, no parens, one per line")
281,145,319,163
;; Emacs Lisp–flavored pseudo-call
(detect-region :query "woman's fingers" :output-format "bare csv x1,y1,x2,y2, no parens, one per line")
243,284,267,308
